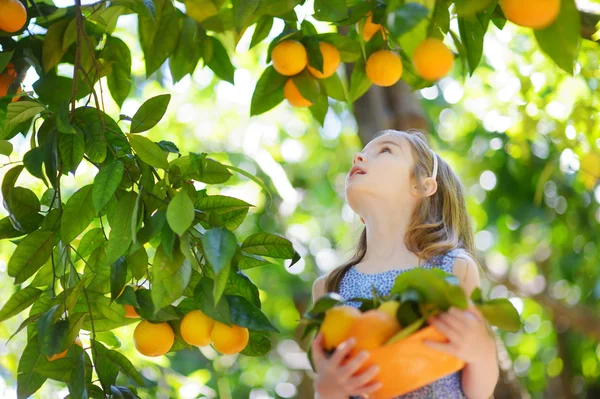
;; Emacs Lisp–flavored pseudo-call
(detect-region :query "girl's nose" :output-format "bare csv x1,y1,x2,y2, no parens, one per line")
353,152,366,164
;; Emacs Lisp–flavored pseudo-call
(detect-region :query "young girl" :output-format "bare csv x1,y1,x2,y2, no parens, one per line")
310,129,499,399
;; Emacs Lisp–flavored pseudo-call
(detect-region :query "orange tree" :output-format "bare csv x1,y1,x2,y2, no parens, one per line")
0,0,589,397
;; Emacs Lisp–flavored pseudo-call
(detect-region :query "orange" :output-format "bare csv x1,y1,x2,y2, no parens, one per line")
319,305,362,351
133,320,174,357
0,63,22,102
347,309,401,357
284,79,312,107
0,0,27,33
180,309,215,347
210,322,249,355
357,13,387,42
124,305,140,318
377,300,401,322
307,42,341,79
412,38,454,81
500,0,560,30
271,40,308,76
366,50,403,87
47,336,83,361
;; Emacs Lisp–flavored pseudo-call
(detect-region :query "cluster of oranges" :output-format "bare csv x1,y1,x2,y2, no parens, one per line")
0,0,27,33
271,39,341,107
115,285,249,357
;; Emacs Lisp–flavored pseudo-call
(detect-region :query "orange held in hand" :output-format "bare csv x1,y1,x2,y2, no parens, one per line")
133,320,175,357
0,0,27,33
271,40,308,76
347,309,401,357
180,309,215,347
210,321,249,355
319,305,361,351
500,0,561,30
307,42,341,79
366,50,403,87
412,38,454,81
284,79,312,107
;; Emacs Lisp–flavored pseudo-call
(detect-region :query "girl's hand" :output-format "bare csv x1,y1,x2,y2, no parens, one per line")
311,332,383,399
424,303,496,365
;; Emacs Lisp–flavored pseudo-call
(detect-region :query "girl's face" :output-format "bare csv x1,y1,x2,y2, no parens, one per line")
345,133,417,214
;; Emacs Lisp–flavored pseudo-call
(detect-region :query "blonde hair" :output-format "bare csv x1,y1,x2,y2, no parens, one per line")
325,129,481,293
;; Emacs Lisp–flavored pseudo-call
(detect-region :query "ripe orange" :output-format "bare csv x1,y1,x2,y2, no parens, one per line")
347,309,401,357
366,50,403,87
284,79,312,107
377,300,401,321
412,38,454,81
357,13,387,42
500,0,560,30
0,0,27,33
210,322,249,355
319,305,362,351
0,63,22,102
180,310,215,347
271,40,308,76
307,42,341,79
133,320,175,357
47,336,83,361
124,305,140,318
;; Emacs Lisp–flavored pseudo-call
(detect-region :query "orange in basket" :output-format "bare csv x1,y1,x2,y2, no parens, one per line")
354,325,465,399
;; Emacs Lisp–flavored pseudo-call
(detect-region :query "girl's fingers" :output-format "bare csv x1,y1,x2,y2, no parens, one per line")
328,337,356,367
311,332,326,364
350,379,384,397
348,364,381,390
338,350,371,379
430,317,461,342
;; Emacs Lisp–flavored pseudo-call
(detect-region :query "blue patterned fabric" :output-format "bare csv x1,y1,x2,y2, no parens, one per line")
339,248,468,399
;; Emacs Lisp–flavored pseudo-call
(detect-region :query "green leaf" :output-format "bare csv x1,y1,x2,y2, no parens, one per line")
458,6,494,76
0,50,14,73
17,337,48,399
113,0,156,18
169,16,204,83
42,19,71,72
454,0,495,15
104,36,132,107
309,93,328,127
304,35,324,74
0,139,13,156
58,126,85,174
321,72,347,102
125,246,148,280
8,230,56,284
151,244,192,310
250,15,273,49
196,195,253,214
534,0,581,74
105,191,137,264
349,58,372,102
110,256,128,302
167,190,195,235
76,228,105,260
226,295,278,332
241,232,295,259
292,69,320,103
250,66,287,116
0,287,43,323
138,0,181,77
203,36,235,84
4,187,43,233
56,102,76,134
92,160,125,213
1,101,46,139
313,0,348,22
193,277,231,325
200,227,238,304
316,33,361,62
240,330,271,356
128,134,169,170
92,340,119,391
130,94,171,133
387,3,430,38
478,299,521,332
233,0,260,32
104,348,145,386
60,185,96,243
428,0,451,39
225,270,261,308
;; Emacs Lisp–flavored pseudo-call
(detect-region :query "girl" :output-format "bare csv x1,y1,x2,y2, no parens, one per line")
310,129,499,399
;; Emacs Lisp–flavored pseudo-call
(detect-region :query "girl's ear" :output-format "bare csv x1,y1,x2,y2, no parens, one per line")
423,177,438,197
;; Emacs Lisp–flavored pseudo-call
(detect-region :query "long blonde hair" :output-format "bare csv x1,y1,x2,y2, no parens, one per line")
325,129,481,293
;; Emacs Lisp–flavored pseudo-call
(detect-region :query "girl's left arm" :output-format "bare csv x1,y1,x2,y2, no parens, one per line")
424,254,500,399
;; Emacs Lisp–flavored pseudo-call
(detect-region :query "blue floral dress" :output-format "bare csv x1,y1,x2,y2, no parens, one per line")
339,248,468,399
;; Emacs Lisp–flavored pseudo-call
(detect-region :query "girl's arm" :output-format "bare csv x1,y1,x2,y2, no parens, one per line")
453,254,500,399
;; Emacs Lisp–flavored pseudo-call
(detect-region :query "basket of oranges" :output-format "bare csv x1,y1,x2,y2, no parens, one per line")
301,268,521,399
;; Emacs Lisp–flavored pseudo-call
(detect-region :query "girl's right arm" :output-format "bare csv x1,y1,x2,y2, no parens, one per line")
311,276,382,399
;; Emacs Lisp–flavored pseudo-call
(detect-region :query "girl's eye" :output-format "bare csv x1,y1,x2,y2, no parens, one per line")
380,146,391,153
